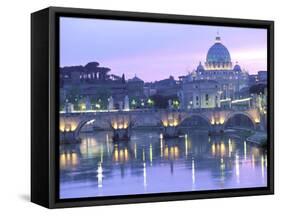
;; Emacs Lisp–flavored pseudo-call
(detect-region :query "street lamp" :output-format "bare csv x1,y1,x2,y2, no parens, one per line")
95,103,101,109
173,100,179,109
147,98,154,107
80,103,86,110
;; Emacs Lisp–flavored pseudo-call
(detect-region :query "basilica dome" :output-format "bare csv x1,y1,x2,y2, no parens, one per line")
233,63,242,72
205,36,232,70
196,62,205,72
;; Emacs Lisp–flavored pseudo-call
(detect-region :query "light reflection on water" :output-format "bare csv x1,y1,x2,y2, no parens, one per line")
60,130,267,199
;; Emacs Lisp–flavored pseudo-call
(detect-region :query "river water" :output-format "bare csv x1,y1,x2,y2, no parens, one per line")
59,130,267,199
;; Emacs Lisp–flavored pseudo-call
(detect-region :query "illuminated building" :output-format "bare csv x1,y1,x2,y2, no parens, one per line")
179,80,221,109
181,35,250,109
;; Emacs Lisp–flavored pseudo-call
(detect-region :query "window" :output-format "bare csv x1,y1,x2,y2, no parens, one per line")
205,94,209,101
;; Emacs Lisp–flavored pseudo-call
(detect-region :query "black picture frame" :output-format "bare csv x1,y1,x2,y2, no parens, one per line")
31,6,274,208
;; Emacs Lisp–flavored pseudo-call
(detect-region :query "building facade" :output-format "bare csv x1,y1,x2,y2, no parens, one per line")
179,80,221,109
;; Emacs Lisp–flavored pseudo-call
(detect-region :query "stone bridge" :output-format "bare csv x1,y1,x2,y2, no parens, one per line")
59,108,262,141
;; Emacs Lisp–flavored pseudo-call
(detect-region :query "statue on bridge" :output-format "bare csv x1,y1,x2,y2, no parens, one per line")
108,96,114,110
124,95,130,111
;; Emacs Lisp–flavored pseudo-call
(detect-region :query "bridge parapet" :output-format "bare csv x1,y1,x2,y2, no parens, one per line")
59,108,262,143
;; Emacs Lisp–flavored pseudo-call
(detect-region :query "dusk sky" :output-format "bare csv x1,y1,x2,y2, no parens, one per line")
60,17,267,82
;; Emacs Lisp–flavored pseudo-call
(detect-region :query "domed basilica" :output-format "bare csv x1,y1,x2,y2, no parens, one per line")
180,35,249,109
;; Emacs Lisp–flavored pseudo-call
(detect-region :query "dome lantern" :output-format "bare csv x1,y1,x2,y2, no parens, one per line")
215,35,221,43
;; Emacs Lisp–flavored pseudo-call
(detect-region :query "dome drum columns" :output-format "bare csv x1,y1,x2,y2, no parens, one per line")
205,61,233,70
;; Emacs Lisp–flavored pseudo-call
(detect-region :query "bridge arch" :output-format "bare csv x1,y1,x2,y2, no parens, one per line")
223,111,256,130
74,118,97,138
179,113,212,129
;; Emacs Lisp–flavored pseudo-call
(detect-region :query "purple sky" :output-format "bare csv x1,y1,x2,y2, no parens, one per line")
60,17,267,82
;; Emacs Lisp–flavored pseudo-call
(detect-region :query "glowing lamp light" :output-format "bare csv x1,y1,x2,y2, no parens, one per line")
220,142,226,156
71,152,78,166
162,120,168,127
211,144,216,156
147,98,153,105
97,163,103,188
124,148,129,161
60,154,66,168
60,121,78,132
112,122,118,129
119,149,124,161
219,117,225,124
59,125,65,132
80,103,86,110
210,117,215,125
113,147,119,162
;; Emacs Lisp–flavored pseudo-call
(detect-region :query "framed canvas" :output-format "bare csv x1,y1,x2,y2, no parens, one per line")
31,6,274,208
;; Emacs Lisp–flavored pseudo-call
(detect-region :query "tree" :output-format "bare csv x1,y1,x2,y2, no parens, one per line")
150,94,180,109
96,87,112,109
65,86,81,110
150,95,168,109
130,97,138,109
172,99,180,109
